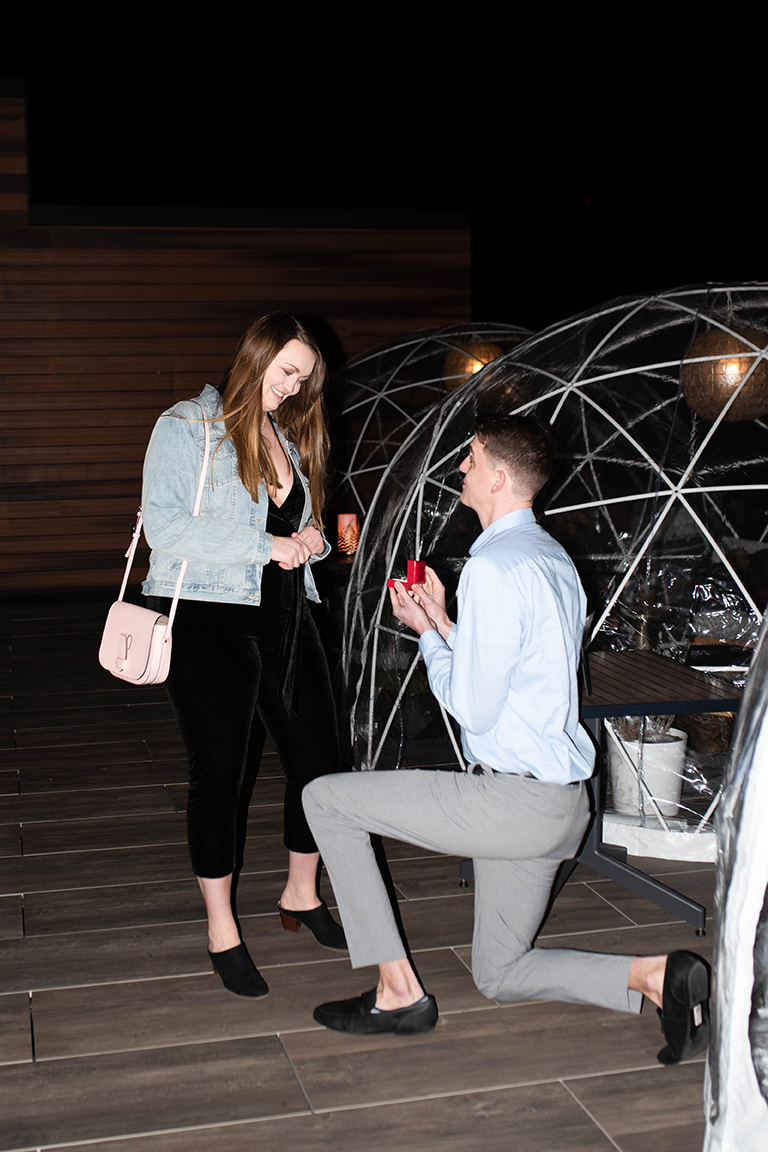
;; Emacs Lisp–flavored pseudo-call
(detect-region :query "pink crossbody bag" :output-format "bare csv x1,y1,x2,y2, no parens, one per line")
98,407,211,684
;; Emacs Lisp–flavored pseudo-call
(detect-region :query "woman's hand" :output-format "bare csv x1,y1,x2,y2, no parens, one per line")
295,525,325,557
271,535,313,570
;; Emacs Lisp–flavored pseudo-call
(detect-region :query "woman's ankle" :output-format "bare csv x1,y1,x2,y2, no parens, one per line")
207,925,241,953
279,883,322,912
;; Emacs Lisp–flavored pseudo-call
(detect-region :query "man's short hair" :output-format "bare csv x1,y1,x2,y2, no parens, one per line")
474,414,555,499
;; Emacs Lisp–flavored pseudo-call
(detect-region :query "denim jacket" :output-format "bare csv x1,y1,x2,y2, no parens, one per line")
141,385,329,605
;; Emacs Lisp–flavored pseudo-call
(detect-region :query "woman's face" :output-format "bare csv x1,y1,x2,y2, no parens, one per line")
261,339,316,413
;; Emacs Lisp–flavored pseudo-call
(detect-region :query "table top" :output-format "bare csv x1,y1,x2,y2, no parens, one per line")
581,649,743,719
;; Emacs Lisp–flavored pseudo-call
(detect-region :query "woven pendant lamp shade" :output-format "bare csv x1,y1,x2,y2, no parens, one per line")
443,342,503,390
682,326,768,422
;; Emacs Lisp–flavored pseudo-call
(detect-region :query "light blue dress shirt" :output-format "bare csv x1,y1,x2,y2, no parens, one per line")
418,507,595,784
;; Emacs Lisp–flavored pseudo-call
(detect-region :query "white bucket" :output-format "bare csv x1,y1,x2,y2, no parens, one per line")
607,723,687,819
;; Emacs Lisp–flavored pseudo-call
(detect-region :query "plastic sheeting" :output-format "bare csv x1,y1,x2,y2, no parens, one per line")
342,286,768,791
327,322,529,518
704,614,768,1150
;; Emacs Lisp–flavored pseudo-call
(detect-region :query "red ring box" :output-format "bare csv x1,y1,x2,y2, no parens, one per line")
387,560,426,590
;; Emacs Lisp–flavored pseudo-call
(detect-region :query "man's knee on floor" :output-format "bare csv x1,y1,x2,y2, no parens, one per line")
472,963,507,1002
471,951,529,1003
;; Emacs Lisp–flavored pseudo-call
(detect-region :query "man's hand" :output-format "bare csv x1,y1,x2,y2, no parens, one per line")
410,565,453,641
415,565,446,610
389,581,437,636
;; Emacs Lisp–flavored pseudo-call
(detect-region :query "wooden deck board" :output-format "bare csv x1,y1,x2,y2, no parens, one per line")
0,600,712,1151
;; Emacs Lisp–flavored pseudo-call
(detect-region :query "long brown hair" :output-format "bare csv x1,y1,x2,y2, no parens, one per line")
218,313,329,528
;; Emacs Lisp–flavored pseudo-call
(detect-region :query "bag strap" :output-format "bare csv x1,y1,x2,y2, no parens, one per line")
165,408,211,631
117,402,212,638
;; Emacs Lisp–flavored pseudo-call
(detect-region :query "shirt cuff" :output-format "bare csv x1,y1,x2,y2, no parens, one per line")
419,629,450,659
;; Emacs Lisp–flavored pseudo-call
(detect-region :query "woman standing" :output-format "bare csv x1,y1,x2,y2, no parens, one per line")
142,313,345,998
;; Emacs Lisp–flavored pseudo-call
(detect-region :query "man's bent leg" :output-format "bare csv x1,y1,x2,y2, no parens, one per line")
304,769,479,1034
302,773,412,967
471,855,641,1014
303,768,504,967
305,769,641,1013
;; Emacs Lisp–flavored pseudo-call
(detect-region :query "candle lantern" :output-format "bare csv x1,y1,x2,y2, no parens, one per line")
337,513,359,555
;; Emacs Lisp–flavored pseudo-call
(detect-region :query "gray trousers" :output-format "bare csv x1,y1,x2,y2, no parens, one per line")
303,768,642,1015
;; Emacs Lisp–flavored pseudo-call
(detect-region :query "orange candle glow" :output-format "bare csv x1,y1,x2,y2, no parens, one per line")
337,513,359,555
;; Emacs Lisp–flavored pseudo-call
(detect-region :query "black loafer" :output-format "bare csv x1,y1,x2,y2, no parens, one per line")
657,950,711,1065
313,988,438,1035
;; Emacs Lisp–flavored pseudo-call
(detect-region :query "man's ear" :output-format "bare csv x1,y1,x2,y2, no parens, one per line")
490,468,506,494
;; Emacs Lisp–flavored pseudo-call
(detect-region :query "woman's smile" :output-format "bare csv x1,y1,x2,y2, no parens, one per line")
262,338,316,412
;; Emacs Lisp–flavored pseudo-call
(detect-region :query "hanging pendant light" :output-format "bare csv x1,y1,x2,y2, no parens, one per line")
443,342,503,391
681,326,768,422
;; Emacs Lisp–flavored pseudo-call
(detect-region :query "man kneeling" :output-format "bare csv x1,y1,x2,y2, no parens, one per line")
303,415,710,1064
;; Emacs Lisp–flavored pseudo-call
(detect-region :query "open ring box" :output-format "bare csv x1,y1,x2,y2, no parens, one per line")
386,560,426,590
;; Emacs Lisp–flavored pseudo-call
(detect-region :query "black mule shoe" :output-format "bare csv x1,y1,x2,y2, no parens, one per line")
656,950,711,1065
278,901,347,951
208,943,269,998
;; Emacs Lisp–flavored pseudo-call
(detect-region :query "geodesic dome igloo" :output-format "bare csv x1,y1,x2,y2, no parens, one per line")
705,613,768,1150
344,285,768,776
326,322,530,518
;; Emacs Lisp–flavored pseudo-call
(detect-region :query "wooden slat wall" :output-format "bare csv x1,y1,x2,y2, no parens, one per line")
0,97,471,593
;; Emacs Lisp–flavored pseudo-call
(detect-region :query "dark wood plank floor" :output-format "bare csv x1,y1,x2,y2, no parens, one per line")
0,599,712,1151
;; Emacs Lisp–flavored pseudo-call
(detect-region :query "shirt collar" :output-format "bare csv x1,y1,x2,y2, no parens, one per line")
469,507,536,555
